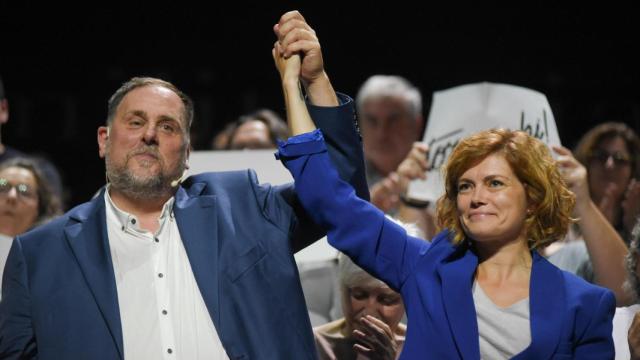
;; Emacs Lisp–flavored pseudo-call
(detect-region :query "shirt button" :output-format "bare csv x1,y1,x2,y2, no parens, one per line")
167,348,173,354
131,219,136,224
158,273,164,278
154,238,159,243
162,309,168,315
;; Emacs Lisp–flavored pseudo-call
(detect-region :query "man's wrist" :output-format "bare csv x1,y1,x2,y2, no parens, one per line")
303,72,338,106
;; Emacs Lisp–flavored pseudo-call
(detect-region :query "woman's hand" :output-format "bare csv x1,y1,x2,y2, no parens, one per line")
272,41,301,87
272,13,315,136
352,315,400,360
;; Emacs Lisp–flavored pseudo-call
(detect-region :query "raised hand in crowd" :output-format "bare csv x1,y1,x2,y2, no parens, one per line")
370,142,428,212
554,145,630,304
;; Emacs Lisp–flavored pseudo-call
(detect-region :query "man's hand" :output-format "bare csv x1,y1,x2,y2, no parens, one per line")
274,10,337,106
352,315,399,360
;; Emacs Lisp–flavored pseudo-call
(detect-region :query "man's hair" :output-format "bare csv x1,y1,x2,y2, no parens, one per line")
624,219,640,301
0,157,63,227
106,77,194,135
436,128,576,249
0,75,5,100
574,121,640,180
356,75,422,120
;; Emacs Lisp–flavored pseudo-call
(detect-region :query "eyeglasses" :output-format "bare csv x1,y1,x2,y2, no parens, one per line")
588,149,632,167
0,178,37,201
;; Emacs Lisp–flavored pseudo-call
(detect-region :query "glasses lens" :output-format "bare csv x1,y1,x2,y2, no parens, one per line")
590,150,631,166
0,178,36,200
0,179,9,193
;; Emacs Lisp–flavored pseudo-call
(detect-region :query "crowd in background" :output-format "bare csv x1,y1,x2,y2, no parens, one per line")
1,27,639,357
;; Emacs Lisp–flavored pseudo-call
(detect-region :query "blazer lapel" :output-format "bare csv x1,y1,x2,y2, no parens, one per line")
64,193,124,359
514,252,565,359
173,183,221,327
438,244,480,360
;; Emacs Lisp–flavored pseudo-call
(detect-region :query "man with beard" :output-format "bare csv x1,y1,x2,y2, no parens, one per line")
0,11,368,359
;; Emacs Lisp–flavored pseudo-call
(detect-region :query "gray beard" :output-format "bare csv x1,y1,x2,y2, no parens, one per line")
105,150,185,201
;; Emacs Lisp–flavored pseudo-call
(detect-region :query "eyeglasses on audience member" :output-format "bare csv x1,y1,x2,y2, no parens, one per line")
0,178,37,201
589,149,632,167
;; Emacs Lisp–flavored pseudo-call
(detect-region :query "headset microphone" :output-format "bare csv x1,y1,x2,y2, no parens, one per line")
170,169,188,187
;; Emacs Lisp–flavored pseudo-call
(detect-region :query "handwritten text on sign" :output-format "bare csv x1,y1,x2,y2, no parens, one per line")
408,83,562,202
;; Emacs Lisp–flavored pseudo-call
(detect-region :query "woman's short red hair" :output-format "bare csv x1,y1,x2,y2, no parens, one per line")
436,128,575,249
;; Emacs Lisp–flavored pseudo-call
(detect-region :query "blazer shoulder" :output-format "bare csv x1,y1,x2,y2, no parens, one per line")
186,170,261,194
18,198,99,248
559,269,615,311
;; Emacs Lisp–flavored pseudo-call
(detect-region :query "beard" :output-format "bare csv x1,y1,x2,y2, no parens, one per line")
105,143,186,201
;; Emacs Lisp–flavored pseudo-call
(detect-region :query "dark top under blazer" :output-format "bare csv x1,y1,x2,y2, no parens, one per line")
279,130,616,360
0,95,368,360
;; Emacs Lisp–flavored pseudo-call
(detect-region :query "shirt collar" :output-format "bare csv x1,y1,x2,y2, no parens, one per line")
104,185,175,233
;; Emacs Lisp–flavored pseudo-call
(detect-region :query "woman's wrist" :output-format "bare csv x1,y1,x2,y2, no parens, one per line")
282,77,301,92
573,197,594,218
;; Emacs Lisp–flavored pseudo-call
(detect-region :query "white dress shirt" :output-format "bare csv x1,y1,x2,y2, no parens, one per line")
105,189,229,360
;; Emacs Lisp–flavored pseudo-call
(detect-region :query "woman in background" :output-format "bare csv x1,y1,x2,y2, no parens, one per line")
0,157,63,295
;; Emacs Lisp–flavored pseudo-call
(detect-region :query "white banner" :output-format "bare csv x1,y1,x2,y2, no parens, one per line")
407,82,562,202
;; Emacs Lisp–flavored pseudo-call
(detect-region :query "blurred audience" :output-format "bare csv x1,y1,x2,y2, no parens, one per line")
0,157,63,295
0,75,26,163
212,108,289,150
315,252,406,360
313,218,422,360
574,122,640,240
356,75,434,238
0,75,66,205
613,218,640,359
548,122,640,304
356,75,423,181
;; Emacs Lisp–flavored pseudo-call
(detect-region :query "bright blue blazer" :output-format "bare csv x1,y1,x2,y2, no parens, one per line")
279,131,616,360
0,95,368,360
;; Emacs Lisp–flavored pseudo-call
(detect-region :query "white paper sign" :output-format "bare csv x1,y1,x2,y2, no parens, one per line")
188,149,338,263
407,82,562,202
188,149,292,186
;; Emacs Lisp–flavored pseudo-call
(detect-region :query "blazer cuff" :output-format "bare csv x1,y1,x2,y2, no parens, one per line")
275,129,327,160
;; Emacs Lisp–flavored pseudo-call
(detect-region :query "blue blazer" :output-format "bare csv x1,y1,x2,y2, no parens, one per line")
279,131,616,360
0,96,368,360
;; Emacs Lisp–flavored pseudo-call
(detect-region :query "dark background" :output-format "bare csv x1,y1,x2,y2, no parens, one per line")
1,4,638,208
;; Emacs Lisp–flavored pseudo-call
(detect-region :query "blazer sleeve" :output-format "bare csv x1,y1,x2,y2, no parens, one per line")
278,130,429,290
307,93,369,202
0,237,37,359
262,93,370,253
573,289,616,359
